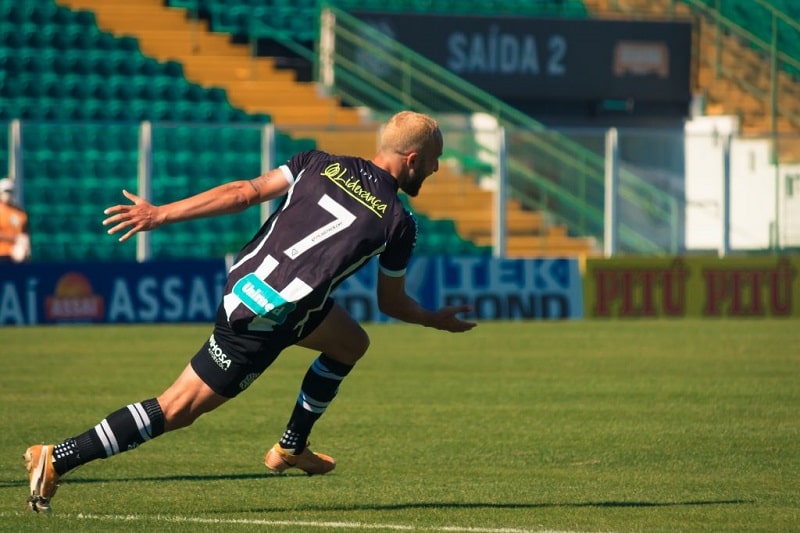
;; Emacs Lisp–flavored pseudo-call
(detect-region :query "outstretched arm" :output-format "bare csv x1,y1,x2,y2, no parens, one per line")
102,168,291,242
377,271,476,333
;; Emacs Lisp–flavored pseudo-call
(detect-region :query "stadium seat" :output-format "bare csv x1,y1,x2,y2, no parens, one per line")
3,0,488,261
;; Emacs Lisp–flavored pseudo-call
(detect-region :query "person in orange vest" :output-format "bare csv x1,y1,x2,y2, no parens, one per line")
0,177,31,263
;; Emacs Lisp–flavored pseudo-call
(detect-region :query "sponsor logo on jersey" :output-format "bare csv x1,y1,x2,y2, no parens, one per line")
232,273,295,324
322,162,388,217
208,334,232,371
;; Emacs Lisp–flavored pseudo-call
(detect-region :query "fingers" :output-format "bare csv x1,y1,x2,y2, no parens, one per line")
434,305,477,332
102,208,127,227
118,227,140,243
102,206,131,237
103,216,138,242
102,190,146,242
122,189,142,203
448,305,476,332
451,320,477,333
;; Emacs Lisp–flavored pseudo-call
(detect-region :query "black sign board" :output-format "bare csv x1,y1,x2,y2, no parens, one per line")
351,12,693,121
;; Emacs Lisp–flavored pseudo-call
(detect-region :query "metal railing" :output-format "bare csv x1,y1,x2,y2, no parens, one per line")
159,1,680,254
684,0,800,135
309,5,677,253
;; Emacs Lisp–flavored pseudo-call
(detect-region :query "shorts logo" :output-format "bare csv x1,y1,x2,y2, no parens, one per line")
208,334,232,371
233,273,295,324
239,372,261,391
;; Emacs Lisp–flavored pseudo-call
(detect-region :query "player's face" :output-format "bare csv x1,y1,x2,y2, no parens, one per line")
400,141,442,197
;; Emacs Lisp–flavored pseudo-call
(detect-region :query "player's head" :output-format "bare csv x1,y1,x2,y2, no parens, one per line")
379,111,443,197
0,177,13,204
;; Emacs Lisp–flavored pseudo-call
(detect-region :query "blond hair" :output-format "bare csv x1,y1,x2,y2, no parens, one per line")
379,111,442,155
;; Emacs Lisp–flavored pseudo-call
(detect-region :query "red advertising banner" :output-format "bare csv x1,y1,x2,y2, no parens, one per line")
584,256,798,318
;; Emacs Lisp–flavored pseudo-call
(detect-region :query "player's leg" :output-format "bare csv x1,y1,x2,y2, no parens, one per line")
158,363,230,431
25,345,229,513
266,302,369,474
44,362,227,473
296,301,371,365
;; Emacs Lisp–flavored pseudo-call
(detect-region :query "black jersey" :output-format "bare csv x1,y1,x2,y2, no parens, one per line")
222,150,417,334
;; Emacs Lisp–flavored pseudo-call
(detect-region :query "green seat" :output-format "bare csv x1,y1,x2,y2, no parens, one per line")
209,5,249,35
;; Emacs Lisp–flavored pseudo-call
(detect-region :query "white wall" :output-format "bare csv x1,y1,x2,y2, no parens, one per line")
684,116,797,251
684,116,733,251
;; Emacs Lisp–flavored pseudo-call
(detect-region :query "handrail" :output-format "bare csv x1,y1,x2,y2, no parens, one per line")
752,0,800,40
308,4,675,253
677,0,800,134
607,0,800,132
683,0,800,74
162,0,677,253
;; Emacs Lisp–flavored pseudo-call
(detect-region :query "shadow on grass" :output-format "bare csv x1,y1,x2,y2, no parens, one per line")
338,500,755,510
230,500,755,512
0,472,276,491
0,475,755,510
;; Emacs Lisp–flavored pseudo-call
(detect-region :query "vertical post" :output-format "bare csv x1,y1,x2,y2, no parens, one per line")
9,119,23,205
772,152,781,251
604,127,619,258
720,134,731,257
770,14,780,250
189,0,199,54
261,123,276,223
493,126,507,258
670,197,680,254
770,12,778,141
319,8,335,92
714,0,722,79
137,121,152,262
250,20,258,81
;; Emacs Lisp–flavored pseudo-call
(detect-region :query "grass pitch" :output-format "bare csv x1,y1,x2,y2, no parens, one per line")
0,319,798,532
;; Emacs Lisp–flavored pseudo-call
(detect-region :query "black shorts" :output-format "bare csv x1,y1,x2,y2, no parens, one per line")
191,299,334,398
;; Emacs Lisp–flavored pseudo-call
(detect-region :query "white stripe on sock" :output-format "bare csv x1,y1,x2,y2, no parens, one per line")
128,403,152,441
97,420,120,456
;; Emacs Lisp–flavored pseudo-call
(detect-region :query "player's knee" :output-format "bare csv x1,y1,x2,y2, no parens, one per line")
351,327,370,360
329,327,370,365
160,402,198,431
158,392,218,431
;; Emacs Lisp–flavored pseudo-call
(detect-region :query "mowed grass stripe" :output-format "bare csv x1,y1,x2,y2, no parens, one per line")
0,320,797,532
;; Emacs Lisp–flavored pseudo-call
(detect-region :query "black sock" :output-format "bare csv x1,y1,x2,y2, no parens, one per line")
279,354,353,453
52,398,165,475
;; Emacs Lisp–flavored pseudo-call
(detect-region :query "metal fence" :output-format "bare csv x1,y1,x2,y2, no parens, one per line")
4,118,798,264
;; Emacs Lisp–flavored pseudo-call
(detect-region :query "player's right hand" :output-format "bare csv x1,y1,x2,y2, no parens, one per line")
102,189,162,242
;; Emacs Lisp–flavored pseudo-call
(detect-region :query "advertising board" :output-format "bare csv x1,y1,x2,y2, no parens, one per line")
0,256,584,325
584,256,798,318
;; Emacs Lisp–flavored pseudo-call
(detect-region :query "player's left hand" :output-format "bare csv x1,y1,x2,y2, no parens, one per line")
429,305,477,333
102,189,162,242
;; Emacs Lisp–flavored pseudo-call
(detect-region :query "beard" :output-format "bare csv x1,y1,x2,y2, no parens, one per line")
400,167,425,197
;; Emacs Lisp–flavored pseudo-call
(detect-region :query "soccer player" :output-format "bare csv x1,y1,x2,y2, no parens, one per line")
24,111,476,513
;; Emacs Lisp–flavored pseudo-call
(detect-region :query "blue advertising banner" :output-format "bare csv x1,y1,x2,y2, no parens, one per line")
0,257,583,325
0,260,228,325
339,256,583,322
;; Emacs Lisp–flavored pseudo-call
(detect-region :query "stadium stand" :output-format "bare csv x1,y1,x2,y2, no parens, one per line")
0,0,309,261
0,0,493,261
175,0,588,42
584,0,800,137
1,0,609,262
14,0,800,260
